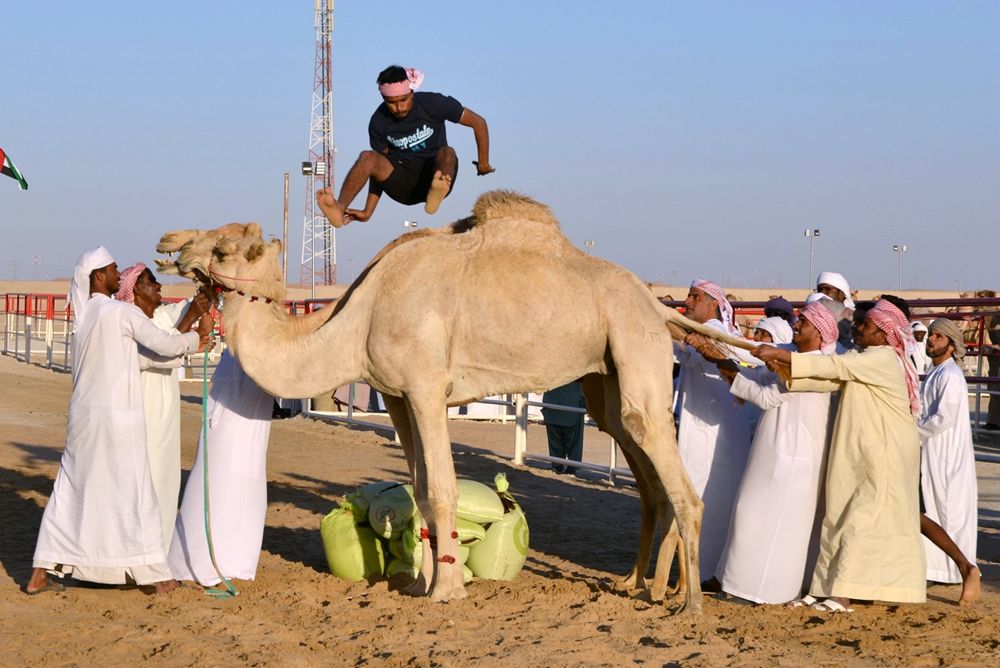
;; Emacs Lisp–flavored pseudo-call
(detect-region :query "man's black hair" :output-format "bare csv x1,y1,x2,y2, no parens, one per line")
853,300,876,314
879,294,911,318
377,65,408,85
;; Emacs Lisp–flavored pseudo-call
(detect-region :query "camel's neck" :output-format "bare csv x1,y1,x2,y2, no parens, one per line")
221,294,367,400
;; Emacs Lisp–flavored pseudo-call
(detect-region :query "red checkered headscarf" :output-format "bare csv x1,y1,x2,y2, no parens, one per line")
867,299,920,416
691,278,740,336
799,301,839,354
115,262,147,305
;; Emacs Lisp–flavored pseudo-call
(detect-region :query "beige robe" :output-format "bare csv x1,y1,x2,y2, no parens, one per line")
789,346,926,603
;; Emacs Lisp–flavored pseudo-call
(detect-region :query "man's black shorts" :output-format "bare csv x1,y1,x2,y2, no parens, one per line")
379,155,457,206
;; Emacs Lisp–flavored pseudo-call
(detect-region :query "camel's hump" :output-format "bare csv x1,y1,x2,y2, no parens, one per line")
472,190,559,228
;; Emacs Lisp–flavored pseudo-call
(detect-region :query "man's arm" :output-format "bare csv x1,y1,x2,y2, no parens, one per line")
346,190,382,224
917,371,966,440
126,306,209,356
458,108,493,175
729,364,788,410
174,293,211,333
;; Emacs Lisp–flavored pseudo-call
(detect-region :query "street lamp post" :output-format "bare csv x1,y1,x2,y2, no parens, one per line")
804,228,821,288
584,239,596,255
892,243,908,291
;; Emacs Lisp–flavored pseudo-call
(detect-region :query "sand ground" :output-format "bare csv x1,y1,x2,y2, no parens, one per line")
1,354,998,667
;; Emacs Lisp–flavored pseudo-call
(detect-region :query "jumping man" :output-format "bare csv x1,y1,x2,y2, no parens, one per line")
316,65,493,227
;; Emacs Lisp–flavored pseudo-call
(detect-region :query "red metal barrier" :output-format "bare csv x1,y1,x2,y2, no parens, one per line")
4,293,70,320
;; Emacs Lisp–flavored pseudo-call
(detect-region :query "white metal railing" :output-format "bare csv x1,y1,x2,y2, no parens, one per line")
304,385,634,484
2,310,73,372
3,294,998,467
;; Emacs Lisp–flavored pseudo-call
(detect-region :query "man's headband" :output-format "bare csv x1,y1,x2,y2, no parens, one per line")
379,68,424,97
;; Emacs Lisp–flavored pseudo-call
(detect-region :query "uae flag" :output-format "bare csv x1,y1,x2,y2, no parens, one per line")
0,147,28,190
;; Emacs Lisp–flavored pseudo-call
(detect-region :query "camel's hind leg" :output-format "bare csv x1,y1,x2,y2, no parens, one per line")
581,374,669,595
618,401,702,612
607,334,703,614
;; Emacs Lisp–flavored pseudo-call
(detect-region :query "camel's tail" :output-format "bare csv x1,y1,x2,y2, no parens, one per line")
657,303,757,352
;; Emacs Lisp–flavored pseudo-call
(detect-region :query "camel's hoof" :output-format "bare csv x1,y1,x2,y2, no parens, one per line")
619,573,646,591
677,598,702,616
402,576,430,598
649,581,680,602
429,584,468,604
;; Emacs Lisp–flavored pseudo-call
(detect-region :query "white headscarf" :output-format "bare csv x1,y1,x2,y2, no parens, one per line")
68,246,114,332
690,278,740,336
816,271,855,310
754,316,793,345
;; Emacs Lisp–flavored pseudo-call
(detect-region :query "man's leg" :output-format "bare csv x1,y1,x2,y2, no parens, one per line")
317,150,394,227
425,146,458,214
546,423,566,473
565,417,585,475
920,513,981,606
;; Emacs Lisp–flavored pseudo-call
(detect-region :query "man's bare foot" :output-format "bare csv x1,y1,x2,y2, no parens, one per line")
26,567,65,595
316,188,348,228
424,171,451,215
959,565,981,607
154,579,180,595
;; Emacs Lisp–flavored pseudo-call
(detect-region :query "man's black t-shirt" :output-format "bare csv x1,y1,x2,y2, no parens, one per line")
368,92,464,160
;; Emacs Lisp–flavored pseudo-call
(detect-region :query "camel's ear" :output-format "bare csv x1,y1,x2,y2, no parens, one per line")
271,238,282,253
214,238,239,259
245,223,263,239
244,241,266,262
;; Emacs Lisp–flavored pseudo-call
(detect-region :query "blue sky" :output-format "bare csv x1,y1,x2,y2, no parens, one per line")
2,1,998,292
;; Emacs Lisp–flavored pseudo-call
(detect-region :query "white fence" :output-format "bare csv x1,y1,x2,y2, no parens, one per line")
303,388,636,484
4,292,999,468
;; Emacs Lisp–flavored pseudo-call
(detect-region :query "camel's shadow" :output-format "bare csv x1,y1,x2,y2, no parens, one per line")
259,431,645,581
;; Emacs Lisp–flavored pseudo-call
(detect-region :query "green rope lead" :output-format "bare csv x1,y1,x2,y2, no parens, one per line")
201,348,238,599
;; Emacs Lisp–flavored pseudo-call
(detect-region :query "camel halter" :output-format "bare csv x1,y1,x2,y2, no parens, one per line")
207,264,274,304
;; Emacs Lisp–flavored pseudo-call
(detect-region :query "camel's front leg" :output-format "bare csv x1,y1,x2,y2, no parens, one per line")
406,392,466,602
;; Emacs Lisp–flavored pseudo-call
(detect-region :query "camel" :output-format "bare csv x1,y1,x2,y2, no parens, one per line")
156,190,754,613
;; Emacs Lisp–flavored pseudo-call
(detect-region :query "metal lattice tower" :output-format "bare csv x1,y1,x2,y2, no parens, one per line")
300,0,336,289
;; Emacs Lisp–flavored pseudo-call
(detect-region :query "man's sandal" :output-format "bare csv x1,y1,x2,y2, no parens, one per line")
810,598,854,613
785,594,818,608
26,580,66,595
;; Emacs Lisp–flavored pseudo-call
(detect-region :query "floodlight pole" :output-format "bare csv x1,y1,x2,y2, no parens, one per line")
892,243,908,291
282,172,289,286
804,228,821,288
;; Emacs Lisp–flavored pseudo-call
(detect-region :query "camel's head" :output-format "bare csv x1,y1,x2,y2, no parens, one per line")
156,223,285,304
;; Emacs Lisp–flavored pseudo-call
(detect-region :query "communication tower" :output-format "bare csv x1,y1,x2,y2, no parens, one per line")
300,0,336,289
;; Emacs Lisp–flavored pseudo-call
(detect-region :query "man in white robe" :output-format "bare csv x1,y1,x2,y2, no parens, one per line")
910,321,931,373
711,302,837,604
674,278,759,581
918,318,980,605
815,271,856,351
27,249,208,595
116,263,212,549
168,350,274,585
754,298,926,611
